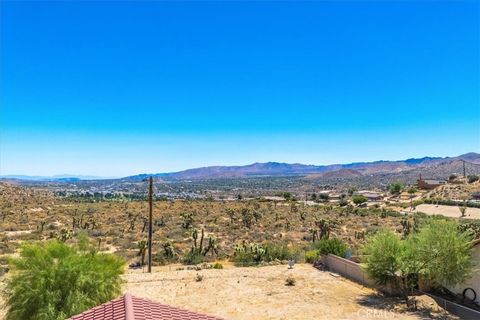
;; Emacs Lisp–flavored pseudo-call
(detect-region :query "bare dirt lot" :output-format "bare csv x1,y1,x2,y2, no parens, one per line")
124,264,449,320
415,204,480,219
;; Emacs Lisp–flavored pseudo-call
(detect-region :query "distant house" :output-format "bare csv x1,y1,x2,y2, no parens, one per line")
417,179,446,190
69,293,223,320
355,191,383,201
445,239,480,305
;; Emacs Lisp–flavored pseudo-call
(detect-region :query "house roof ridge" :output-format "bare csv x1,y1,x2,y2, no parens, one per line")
124,292,135,320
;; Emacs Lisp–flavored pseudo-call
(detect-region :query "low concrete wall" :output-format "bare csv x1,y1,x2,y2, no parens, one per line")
417,290,480,320
322,254,397,295
322,254,480,319
322,254,374,287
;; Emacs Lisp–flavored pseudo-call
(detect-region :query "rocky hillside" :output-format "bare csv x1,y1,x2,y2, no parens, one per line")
124,153,480,181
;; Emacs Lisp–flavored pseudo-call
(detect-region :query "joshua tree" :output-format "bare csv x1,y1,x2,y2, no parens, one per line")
355,230,365,240
226,209,236,224
310,228,318,242
57,229,73,242
162,240,177,259
240,208,253,228
401,219,411,238
459,205,467,218
407,187,417,210
253,210,262,223
203,235,219,257
137,240,147,266
180,211,194,229
38,220,47,233
315,218,331,240
191,228,204,254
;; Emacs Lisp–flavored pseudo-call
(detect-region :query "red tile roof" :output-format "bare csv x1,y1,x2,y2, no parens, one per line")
68,293,223,320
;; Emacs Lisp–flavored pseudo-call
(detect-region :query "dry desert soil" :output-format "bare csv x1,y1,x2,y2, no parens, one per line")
415,204,480,219
123,264,451,320
0,264,455,320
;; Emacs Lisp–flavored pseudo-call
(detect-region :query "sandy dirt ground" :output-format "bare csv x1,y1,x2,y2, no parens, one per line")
415,204,480,219
0,264,455,320
124,264,449,320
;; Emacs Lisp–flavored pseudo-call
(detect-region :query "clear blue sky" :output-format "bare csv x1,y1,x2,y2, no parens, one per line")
1,1,479,177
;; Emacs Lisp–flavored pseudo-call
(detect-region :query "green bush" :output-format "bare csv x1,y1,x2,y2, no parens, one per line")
305,250,320,263
468,175,479,183
263,243,291,261
3,239,124,320
182,250,204,265
313,238,347,258
352,195,368,205
232,242,300,266
213,262,224,269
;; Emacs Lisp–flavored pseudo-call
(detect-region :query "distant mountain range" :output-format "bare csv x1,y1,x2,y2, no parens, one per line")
0,174,115,182
2,152,479,182
125,152,480,181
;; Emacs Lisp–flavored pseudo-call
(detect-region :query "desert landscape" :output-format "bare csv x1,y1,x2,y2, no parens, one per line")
1,1,479,319
125,264,452,320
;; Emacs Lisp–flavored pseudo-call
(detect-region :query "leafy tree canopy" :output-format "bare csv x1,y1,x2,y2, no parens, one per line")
363,220,473,303
352,195,368,205
3,237,125,320
389,182,404,195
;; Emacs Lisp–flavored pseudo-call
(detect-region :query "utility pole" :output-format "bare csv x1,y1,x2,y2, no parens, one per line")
462,160,466,178
148,176,153,273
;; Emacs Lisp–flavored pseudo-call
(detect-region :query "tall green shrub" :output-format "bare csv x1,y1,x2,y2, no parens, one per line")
3,239,125,320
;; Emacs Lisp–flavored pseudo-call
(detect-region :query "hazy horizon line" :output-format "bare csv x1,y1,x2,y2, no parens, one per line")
1,151,476,179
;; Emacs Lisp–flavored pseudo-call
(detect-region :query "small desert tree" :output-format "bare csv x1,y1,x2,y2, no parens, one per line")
389,182,404,195
364,231,407,297
3,239,125,320
352,195,368,206
407,187,417,210
414,220,473,288
364,220,473,306
459,205,467,217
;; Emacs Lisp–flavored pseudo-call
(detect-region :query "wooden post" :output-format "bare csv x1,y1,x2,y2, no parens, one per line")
148,176,153,273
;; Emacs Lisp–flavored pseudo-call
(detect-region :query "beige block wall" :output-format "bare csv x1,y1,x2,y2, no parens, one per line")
446,245,480,303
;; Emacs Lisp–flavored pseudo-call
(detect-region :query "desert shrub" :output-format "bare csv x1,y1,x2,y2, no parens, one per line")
152,253,168,266
389,182,404,195
232,241,301,266
285,276,296,286
305,249,320,263
364,220,474,305
338,199,349,207
195,274,204,282
263,243,291,261
313,238,347,258
213,262,224,269
468,175,479,183
352,195,368,205
3,239,125,320
183,250,204,265
0,255,10,265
